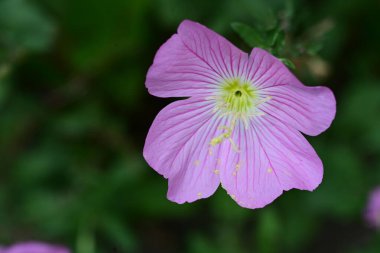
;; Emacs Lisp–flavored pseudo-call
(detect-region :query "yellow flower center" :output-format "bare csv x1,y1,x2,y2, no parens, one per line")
208,78,271,151
220,78,257,117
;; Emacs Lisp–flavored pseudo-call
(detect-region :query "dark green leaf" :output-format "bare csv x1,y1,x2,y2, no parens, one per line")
279,58,296,69
231,22,267,48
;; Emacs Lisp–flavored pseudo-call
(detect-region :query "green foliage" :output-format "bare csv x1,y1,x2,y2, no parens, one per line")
231,0,334,71
0,0,55,51
231,22,268,49
1,0,380,253
231,21,296,68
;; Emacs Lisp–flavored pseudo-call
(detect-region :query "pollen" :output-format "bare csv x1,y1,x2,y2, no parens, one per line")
232,163,240,176
213,169,220,175
209,121,240,152
267,167,273,173
197,192,202,197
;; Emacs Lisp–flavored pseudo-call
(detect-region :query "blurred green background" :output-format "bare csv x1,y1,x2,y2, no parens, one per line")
1,0,380,252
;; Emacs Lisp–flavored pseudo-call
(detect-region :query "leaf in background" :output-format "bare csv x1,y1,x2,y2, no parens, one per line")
271,29,286,54
268,27,282,47
284,0,295,21
279,58,296,69
256,208,281,253
100,216,137,253
280,199,319,252
76,224,95,253
239,0,277,31
310,143,365,219
0,0,55,52
299,19,334,56
0,77,10,106
210,188,251,222
63,0,150,72
306,41,324,56
188,234,219,253
231,22,267,48
231,22,287,57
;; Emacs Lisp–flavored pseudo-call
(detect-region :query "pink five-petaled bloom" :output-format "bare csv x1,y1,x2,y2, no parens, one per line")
365,187,380,228
143,20,336,209
0,242,70,253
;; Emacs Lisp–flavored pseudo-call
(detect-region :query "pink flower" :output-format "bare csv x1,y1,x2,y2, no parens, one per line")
144,20,336,209
365,187,380,228
0,242,70,253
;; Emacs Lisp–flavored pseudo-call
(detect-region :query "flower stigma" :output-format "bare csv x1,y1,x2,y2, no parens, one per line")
208,78,271,152
223,79,257,117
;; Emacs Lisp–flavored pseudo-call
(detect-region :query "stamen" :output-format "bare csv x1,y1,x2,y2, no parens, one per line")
228,137,240,152
209,117,240,152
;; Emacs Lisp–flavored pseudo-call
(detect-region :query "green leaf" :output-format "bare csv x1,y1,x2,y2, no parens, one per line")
306,41,324,55
231,22,267,48
268,28,282,47
279,58,296,69
239,0,277,30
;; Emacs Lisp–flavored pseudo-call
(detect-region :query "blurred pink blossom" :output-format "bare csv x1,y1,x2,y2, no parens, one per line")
366,187,380,228
0,242,70,253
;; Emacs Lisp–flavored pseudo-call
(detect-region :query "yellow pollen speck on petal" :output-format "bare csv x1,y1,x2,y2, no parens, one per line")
197,192,202,197
210,135,223,146
231,194,237,200
235,163,241,170
194,160,200,166
213,169,220,175
232,171,237,176
208,148,213,156
267,167,273,173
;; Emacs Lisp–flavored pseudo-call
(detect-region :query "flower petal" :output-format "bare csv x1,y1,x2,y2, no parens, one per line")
246,48,304,89
246,48,336,136
260,84,336,136
144,97,226,203
5,242,70,253
146,20,248,98
365,187,380,228
219,116,323,209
